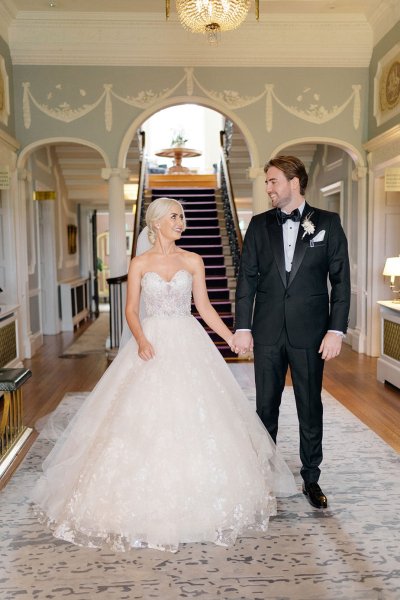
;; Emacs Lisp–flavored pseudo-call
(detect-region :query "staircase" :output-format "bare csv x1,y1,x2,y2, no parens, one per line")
151,187,237,360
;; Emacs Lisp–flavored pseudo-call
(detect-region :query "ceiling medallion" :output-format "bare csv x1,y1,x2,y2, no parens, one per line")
166,0,259,45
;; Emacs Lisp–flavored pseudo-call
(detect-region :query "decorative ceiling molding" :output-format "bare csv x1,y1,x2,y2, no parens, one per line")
368,0,400,45
21,67,362,136
9,16,374,67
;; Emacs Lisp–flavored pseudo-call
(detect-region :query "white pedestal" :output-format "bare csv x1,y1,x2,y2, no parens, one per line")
376,301,400,389
59,278,90,331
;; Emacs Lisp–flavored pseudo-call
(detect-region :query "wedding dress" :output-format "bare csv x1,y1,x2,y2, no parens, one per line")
31,269,297,552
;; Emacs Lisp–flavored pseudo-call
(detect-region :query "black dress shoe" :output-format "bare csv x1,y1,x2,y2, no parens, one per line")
302,482,328,509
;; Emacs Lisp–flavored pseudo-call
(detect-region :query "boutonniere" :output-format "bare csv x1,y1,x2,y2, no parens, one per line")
301,212,315,239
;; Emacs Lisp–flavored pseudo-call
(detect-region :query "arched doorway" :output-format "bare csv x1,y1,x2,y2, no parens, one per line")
16,139,110,357
271,140,367,354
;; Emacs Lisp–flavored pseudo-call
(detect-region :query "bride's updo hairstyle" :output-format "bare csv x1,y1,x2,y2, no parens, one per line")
146,197,186,244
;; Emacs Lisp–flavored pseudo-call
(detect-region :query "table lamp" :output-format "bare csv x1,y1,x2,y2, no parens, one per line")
382,255,400,302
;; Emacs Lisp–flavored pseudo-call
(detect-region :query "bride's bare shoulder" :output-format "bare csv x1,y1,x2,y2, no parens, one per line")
179,250,204,271
128,251,155,273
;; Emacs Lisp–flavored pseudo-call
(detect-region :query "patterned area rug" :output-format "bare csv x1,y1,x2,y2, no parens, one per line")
0,385,399,600
62,313,109,356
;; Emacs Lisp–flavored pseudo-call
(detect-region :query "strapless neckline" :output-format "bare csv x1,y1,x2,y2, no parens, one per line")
141,269,192,284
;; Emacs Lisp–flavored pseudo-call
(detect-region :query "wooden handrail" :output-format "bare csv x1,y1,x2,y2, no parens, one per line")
132,130,147,258
219,136,243,251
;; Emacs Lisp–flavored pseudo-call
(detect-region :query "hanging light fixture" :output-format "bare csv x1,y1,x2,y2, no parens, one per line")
166,1,259,45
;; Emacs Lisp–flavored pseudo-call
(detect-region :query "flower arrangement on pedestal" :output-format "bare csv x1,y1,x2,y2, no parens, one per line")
170,130,188,147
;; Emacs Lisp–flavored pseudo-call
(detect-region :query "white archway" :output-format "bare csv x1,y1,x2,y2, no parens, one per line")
15,137,111,358
270,136,365,168
17,136,111,170
272,136,368,354
117,95,259,170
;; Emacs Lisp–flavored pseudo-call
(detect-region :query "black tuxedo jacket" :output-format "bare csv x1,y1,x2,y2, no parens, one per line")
235,203,351,349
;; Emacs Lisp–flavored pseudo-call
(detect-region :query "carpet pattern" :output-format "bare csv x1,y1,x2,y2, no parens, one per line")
62,313,109,356
0,384,399,600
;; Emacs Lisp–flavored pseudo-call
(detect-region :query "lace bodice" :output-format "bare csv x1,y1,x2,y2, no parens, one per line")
141,269,193,317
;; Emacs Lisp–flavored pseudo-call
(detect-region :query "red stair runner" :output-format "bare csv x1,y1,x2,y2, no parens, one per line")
151,188,236,359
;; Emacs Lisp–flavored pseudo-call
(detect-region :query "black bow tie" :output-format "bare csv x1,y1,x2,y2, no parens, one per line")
278,208,301,224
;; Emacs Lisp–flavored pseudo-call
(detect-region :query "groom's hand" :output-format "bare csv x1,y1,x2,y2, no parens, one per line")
319,332,343,361
232,331,254,355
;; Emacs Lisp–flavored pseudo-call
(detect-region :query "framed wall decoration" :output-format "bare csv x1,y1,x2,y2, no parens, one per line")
67,224,78,255
0,56,10,127
374,43,400,127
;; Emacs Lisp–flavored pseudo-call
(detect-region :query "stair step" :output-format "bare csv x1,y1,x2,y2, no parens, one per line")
207,288,230,301
184,209,218,217
205,276,228,288
203,256,226,266
152,188,216,196
205,264,229,274
193,299,232,312
180,235,222,246
184,226,221,236
179,245,224,255
182,203,218,212
186,217,219,225
149,185,238,361
195,313,234,328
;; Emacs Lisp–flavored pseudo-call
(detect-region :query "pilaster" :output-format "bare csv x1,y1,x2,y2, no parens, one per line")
248,167,268,216
102,168,130,277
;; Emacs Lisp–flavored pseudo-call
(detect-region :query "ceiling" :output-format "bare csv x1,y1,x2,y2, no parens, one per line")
2,0,398,208
1,0,398,68
0,0,389,18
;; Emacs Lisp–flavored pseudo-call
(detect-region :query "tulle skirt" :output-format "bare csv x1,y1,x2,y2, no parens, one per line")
31,315,297,552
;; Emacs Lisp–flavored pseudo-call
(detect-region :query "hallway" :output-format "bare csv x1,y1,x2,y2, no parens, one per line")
0,330,399,600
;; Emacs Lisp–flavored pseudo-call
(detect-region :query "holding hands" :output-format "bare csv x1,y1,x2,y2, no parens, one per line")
230,330,254,356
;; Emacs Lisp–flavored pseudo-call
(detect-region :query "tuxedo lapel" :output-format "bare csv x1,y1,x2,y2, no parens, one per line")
266,210,287,288
288,204,319,287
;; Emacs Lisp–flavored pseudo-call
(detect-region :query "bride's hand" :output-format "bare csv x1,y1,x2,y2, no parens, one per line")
138,337,155,361
226,335,236,353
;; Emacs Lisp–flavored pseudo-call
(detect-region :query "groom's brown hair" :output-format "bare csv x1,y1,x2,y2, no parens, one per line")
264,155,308,196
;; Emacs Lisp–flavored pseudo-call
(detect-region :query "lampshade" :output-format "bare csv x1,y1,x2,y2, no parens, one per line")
383,256,400,280
173,0,258,44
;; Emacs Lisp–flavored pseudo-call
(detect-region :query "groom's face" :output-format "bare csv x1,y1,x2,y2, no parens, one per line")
265,166,295,210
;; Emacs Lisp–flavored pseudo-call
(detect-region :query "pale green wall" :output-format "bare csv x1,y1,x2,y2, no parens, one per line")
13,65,369,167
368,21,400,139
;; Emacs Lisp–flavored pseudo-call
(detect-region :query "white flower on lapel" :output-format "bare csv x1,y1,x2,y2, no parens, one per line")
301,212,315,239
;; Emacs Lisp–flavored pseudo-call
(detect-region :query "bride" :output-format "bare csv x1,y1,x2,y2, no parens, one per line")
31,197,297,553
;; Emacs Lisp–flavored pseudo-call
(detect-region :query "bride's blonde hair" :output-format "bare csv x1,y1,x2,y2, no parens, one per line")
146,197,186,244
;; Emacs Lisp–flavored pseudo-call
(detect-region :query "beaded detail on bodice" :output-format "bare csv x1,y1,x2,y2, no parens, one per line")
141,270,193,317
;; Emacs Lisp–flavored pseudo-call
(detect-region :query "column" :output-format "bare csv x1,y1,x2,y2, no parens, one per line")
351,165,368,354
101,168,130,277
15,168,32,358
248,167,268,215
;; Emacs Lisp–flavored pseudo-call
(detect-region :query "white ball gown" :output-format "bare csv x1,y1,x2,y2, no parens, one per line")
31,269,297,553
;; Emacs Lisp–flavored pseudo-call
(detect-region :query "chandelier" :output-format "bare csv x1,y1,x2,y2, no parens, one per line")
166,1,259,45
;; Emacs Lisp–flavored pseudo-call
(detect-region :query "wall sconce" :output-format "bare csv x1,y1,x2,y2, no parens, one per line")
382,255,400,302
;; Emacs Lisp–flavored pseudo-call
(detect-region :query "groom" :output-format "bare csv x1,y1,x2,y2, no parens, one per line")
233,155,350,509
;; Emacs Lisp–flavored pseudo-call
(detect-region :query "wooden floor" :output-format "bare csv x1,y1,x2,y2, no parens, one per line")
1,323,399,490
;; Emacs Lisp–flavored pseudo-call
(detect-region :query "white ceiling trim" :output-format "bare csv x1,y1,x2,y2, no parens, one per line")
369,1,400,44
9,19,373,68
0,2,14,44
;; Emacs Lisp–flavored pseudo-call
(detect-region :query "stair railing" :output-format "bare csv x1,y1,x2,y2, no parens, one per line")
132,130,147,257
107,130,147,353
220,130,243,277
106,274,127,351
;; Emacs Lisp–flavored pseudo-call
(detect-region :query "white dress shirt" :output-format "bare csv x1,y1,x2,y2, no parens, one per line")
282,202,305,272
